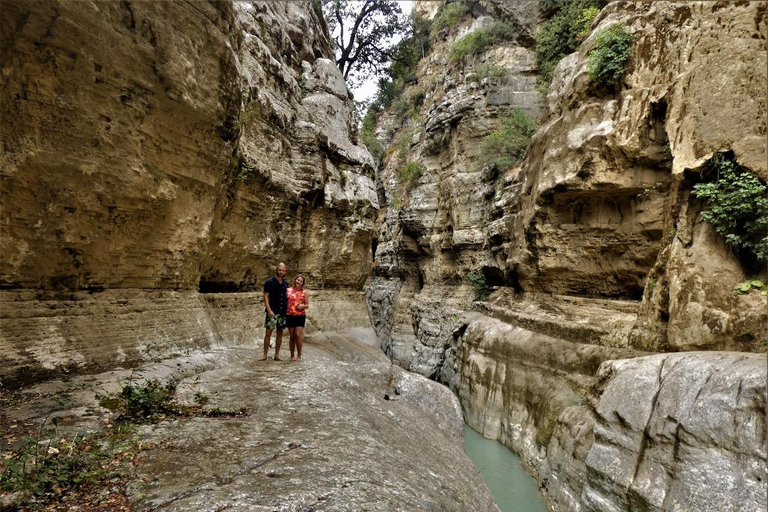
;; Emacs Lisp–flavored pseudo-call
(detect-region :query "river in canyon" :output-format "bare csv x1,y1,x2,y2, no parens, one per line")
464,424,548,512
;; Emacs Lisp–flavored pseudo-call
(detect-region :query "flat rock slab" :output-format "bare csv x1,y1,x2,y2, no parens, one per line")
0,332,497,511
126,332,498,511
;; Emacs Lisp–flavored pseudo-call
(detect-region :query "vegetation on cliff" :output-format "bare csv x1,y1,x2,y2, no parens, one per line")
535,0,602,86
431,1,469,34
359,11,432,165
587,24,633,89
477,108,537,172
323,0,409,85
449,22,517,63
693,153,768,265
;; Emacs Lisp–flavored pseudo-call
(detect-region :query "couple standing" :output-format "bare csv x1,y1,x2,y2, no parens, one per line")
260,262,309,362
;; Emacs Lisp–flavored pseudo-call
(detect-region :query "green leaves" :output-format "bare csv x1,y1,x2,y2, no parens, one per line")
477,108,537,172
467,272,490,301
535,0,601,86
733,279,768,296
449,22,517,63
323,0,409,85
693,153,768,263
431,2,469,33
397,161,425,187
587,24,633,88
120,378,176,418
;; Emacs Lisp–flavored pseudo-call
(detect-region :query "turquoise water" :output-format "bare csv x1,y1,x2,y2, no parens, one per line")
464,424,548,512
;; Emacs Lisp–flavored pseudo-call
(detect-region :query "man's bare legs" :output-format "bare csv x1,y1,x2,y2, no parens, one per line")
259,328,273,361
259,328,284,361
274,329,284,361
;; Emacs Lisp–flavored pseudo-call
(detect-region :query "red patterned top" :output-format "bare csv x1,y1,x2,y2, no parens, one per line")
286,287,307,316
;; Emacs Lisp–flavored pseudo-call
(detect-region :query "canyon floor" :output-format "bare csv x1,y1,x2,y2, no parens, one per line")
0,332,498,512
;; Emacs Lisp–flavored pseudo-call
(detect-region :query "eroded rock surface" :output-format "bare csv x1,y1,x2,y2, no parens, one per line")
543,352,767,512
366,1,767,512
0,334,498,512
0,0,377,386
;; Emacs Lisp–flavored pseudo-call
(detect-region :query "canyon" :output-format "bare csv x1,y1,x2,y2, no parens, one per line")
1,1,766,511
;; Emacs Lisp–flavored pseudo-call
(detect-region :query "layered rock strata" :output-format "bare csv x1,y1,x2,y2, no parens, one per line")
513,0,768,350
0,1,377,386
541,352,766,512
368,1,767,511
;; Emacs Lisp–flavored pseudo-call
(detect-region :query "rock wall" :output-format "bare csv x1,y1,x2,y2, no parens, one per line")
542,352,766,512
515,0,768,351
0,0,377,387
368,1,767,511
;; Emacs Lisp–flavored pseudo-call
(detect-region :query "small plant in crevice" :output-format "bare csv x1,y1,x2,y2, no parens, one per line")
111,378,249,422
431,1,469,34
241,102,263,125
587,24,633,90
467,272,490,301
119,88,132,104
236,161,257,182
692,152,768,264
397,161,425,188
733,279,768,296
449,22,517,63
474,63,508,82
476,108,537,172
120,378,177,419
646,278,657,296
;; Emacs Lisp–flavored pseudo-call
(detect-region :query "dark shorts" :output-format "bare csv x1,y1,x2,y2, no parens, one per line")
286,315,306,328
265,314,286,331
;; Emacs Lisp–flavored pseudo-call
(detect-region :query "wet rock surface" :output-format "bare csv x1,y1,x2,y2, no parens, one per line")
1,333,498,512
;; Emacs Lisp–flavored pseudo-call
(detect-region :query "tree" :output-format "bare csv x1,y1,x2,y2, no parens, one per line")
322,0,409,86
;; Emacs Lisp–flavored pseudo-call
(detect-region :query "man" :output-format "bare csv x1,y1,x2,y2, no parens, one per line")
260,262,288,361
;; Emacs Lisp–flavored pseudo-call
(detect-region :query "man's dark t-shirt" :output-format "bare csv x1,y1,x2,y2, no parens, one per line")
264,276,288,315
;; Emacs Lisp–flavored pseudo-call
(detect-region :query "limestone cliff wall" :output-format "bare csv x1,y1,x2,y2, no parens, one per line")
0,0,377,386
513,0,768,351
368,1,767,511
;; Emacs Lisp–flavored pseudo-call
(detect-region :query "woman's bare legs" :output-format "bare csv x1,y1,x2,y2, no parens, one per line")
295,326,303,360
288,327,297,361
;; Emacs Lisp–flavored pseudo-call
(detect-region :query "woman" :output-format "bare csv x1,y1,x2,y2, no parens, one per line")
286,275,309,361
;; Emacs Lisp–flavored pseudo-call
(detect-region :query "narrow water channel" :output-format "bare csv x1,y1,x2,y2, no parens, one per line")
464,424,548,512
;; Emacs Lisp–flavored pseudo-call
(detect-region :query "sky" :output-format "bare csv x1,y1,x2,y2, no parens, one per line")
347,1,414,103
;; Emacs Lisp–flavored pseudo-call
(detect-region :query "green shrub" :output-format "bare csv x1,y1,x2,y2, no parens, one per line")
409,89,425,108
395,131,411,160
236,161,257,181
391,95,409,117
450,28,496,63
586,24,633,88
535,0,601,85
398,161,425,187
540,0,570,17
477,108,537,171
449,22,516,63
475,63,508,81
467,272,490,300
693,153,768,263
432,1,469,33
120,379,176,418
0,424,139,503
388,11,432,86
